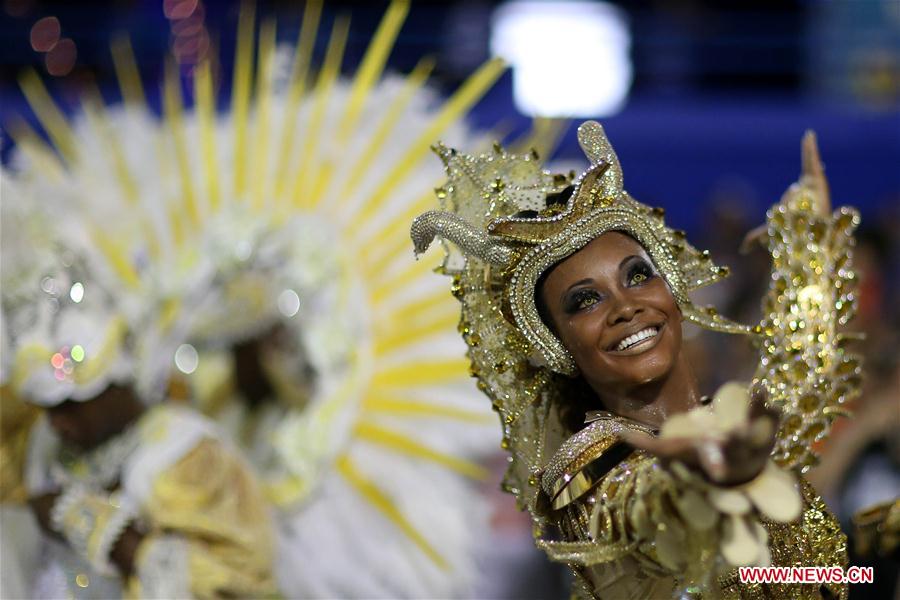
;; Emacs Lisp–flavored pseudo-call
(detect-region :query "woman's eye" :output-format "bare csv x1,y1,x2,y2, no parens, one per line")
626,261,655,286
578,295,599,309
565,290,602,313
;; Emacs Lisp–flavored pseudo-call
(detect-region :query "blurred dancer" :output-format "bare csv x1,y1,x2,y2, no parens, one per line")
0,185,277,598
3,1,524,596
175,210,496,597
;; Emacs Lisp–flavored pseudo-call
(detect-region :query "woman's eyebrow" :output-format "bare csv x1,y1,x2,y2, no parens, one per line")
619,255,642,270
562,278,594,303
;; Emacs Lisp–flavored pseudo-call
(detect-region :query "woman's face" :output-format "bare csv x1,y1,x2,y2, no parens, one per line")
539,231,683,396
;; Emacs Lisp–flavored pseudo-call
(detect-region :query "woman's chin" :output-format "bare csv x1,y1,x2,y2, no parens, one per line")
609,344,678,386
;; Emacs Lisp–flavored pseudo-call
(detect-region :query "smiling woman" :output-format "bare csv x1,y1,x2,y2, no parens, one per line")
412,121,860,598
537,232,694,429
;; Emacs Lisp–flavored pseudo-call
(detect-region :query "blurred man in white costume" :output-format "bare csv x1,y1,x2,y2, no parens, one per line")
0,177,278,599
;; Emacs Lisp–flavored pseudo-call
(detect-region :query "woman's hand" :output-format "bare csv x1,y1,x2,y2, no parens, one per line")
622,392,779,486
100,481,144,577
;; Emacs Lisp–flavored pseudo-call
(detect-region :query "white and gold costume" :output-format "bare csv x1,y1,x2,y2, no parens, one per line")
1,154,276,598
23,404,275,599
413,121,861,598
1,0,570,596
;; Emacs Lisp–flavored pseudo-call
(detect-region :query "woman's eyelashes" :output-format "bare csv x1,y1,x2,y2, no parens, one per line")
625,259,656,286
565,289,603,313
562,261,656,313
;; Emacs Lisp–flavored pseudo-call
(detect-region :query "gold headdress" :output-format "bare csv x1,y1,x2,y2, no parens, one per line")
412,121,752,376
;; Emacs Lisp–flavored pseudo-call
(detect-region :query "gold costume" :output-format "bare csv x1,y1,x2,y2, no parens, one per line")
412,121,860,598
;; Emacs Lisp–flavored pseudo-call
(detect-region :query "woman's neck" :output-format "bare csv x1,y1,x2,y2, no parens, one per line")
598,353,700,430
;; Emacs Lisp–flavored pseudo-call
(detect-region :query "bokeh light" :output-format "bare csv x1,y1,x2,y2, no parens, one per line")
45,37,76,76
174,343,200,374
164,0,210,71
278,289,301,318
491,1,632,117
3,0,34,18
69,282,84,303
29,16,60,52
163,0,198,20
70,344,85,362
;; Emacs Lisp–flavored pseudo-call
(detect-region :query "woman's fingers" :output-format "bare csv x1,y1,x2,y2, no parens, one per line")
624,425,774,486
698,440,728,482
748,391,779,423
622,431,705,475
745,389,779,453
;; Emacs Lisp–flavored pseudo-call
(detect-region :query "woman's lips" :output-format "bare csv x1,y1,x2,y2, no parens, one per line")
606,324,663,355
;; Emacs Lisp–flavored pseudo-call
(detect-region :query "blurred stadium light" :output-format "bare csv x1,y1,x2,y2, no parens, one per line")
490,1,632,117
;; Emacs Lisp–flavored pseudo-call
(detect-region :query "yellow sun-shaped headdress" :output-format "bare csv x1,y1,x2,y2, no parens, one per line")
4,1,571,595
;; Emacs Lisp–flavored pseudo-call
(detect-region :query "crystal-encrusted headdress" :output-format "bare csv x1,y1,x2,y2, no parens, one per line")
412,121,752,376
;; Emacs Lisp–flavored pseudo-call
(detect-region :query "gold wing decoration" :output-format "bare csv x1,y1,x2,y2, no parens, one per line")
430,144,574,519
752,132,862,472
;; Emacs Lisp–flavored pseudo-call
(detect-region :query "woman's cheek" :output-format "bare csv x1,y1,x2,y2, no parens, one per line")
567,327,592,359
572,316,606,361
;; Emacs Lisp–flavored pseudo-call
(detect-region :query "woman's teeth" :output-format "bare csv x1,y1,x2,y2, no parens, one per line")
615,327,659,352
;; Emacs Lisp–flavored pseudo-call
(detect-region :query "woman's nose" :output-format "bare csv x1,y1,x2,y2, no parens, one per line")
605,291,642,326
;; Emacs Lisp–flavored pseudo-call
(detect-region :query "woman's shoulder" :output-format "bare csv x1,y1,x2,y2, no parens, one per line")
541,413,652,511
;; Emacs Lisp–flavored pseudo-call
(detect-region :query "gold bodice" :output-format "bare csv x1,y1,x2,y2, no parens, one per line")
541,416,847,599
